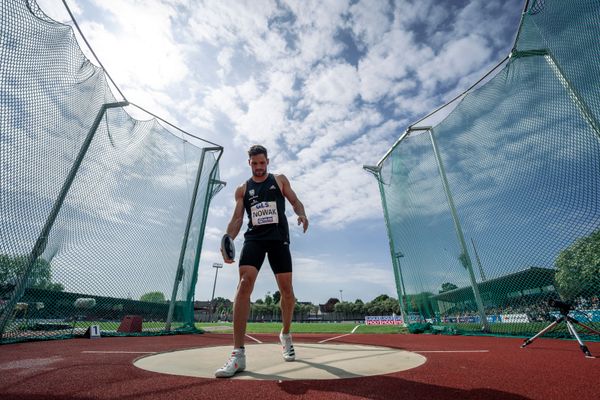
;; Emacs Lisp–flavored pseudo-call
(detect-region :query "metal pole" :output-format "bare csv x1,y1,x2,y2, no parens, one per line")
210,263,223,322
0,101,128,339
395,252,408,317
184,149,225,325
509,48,600,142
543,52,600,142
428,128,490,331
165,147,209,331
471,238,487,282
363,165,408,326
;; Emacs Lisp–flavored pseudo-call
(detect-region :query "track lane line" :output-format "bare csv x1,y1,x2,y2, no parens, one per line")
245,334,262,343
81,351,157,354
318,324,361,343
415,350,489,353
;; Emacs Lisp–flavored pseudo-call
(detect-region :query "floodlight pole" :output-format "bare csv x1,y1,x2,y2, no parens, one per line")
363,164,408,326
210,263,223,322
427,127,490,332
0,102,128,340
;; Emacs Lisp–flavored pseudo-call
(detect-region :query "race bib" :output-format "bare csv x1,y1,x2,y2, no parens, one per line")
251,201,279,226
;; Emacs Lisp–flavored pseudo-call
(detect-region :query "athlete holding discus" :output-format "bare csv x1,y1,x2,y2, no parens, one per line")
215,144,309,378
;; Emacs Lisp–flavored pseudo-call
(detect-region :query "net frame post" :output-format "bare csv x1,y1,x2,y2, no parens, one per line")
0,101,129,340
184,148,225,327
165,147,223,331
543,53,600,142
166,147,209,331
510,48,600,142
363,164,408,327
426,127,490,332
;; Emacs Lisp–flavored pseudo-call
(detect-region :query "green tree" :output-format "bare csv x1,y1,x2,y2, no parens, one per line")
334,301,349,314
555,229,600,300
273,290,281,304
0,255,64,291
265,294,273,306
351,300,364,314
365,301,383,315
439,282,458,293
322,298,339,312
409,292,436,318
372,294,390,302
212,297,232,313
251,302,268,320
139,291,166,303
381,298,400,314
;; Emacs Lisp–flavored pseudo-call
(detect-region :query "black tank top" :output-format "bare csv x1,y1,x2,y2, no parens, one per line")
243,174,290,242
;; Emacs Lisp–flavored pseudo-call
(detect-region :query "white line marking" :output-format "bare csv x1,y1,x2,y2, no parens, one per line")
318,325,361,343
245,334,262,343
81,351,157,354
415,350,489,353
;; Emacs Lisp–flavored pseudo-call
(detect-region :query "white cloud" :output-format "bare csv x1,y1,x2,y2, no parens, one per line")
217,47,235,80
36,0,83,22
304,63,360,106
25,0,526,305
284,0,349,67
418,34,492,91
83,0,189,91
358,28,433,103
236,93,289,150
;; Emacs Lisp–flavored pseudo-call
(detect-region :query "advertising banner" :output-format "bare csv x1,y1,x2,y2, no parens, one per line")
365,316,403,325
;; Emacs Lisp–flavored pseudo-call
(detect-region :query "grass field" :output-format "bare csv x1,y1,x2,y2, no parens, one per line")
66,320,599,340
195,322,408,334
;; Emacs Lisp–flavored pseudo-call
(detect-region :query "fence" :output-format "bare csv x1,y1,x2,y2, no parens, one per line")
366,0,600,337
0,0,224,343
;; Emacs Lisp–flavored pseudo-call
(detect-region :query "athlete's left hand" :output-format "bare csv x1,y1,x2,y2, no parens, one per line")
297,215,309,233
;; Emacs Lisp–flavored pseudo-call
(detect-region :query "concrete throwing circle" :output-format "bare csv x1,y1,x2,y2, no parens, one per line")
134,343,426,380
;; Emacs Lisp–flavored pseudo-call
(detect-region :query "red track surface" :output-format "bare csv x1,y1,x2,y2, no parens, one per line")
1,333,598,399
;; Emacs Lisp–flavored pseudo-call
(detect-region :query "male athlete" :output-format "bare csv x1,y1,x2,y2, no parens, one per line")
215,144,309,378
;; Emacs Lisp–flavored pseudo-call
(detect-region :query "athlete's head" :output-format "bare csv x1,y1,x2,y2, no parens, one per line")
248,144,269,178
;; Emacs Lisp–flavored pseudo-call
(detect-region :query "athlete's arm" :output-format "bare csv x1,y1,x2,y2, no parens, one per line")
221,184,245,263
226,183,246,239
277,174,308,233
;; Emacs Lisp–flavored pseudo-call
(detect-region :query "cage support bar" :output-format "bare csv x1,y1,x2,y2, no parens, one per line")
429,128,490,332
363,166,408,326
0,101,128,339
166,147,211,330
185,149,225,326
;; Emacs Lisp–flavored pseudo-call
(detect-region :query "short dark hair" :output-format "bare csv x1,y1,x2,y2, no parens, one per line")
248,144,268,158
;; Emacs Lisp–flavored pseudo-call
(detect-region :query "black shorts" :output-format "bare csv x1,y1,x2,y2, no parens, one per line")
239,240,292,274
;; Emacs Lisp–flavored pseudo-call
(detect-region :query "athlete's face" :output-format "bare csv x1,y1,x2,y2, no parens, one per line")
249,154,269,178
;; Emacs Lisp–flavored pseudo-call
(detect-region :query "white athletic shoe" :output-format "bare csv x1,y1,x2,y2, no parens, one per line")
279,331,295,361
214,350,246,378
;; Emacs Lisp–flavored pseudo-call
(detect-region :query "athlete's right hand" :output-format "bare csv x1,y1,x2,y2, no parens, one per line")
221,247,234,264
221,234,236,264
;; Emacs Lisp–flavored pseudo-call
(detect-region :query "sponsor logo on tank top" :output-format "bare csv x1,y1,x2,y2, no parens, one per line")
251,201,279,226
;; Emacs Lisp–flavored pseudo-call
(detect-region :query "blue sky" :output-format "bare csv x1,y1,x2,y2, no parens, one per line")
37,0,525,305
